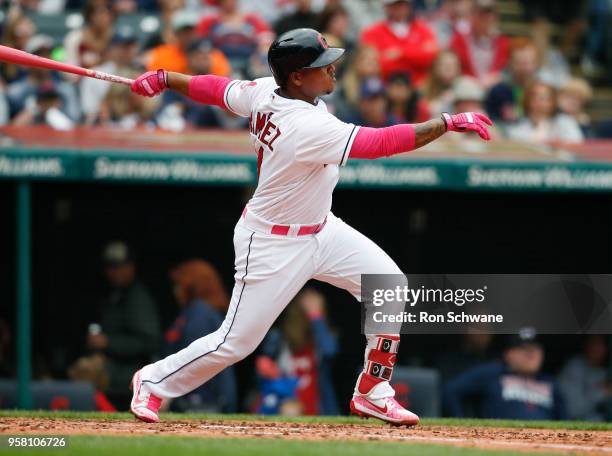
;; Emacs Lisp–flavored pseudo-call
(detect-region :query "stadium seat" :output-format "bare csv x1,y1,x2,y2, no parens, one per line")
26,12,160,45
391,366,441,417
0,380,96,411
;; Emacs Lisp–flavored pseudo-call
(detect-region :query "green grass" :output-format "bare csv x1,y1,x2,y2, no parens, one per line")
1,411,610,456
1,410,611,431
0,435,563,456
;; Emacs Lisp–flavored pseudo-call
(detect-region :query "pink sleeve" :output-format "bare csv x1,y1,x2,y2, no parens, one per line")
349,124,416,159
187,75,232,108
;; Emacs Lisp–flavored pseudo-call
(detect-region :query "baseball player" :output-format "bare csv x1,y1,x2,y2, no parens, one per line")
128,28,492,426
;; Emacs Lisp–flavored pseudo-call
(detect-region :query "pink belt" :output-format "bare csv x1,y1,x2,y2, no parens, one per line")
242,207,327,236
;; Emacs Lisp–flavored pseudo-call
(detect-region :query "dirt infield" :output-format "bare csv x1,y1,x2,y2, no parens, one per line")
1,417,611,455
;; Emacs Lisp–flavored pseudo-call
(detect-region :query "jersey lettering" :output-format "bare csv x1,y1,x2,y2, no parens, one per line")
249,111,282,152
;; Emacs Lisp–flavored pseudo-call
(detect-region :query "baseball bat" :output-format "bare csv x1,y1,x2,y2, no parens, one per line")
0,45,134,86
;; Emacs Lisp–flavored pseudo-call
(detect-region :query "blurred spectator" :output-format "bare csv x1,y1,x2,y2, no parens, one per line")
160,259,237,413
64,0,115,70
519,0,586,60
505,80,583,144
255,288,339,416
434,327,493,384
156,38,246,130
245,31,275,80
238,0,293,26
582,0,611,78
360,0,438,85
99,80,160,128
338,46,381,112
197,0,271,75
319,5,353,57
339,0,385,35
559,335,611,421
449,0,508,88
113,0,138,14
485,39,539,123
7,35,80,123
557,78,594,138
11,81,75,130
427,0,473,47
15,0,42,12
452,76,485,112
528,21,570,88
141,0,186,51
0,85,8,126
1,11,36,83
443,329,567,420
80,26,140,125
275,0,320,35
156,39,219,130
422,49,461,117
385,72,430,123
88,241,161,409
67,353,117,412
343,77,397,127
148,9,231,76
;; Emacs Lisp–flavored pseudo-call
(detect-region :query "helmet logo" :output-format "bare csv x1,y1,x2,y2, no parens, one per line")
317,34,329,49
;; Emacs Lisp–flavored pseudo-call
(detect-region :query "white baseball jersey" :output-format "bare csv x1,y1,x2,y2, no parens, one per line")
224,77,360,224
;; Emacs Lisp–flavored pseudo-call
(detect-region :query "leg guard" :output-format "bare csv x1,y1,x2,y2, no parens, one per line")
356,334,400,397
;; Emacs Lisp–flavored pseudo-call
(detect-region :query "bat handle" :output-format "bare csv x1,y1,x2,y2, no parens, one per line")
88,69,135,86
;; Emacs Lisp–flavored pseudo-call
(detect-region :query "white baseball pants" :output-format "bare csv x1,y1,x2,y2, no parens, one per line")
140,211,403,399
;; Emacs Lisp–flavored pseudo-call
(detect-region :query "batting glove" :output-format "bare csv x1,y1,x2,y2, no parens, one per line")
442,112,493,141
131,69,169,97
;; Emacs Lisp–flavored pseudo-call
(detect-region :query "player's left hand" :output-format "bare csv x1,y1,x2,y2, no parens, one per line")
442,112,493,141
131,69,169,97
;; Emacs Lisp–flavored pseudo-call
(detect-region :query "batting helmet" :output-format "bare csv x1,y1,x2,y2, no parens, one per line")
268,28,345,87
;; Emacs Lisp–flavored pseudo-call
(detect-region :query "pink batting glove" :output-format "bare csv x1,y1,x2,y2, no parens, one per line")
130,69,169,97
442,112,494,141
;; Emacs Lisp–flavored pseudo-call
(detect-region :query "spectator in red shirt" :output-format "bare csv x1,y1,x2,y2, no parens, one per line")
197,0,271,75
449,0,509,88
360,0,438,86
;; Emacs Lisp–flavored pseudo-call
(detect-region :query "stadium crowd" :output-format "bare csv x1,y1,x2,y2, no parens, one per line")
0,0,611,142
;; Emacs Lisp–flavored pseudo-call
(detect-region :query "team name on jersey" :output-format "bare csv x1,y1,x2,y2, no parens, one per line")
249,111,282,151
500,375,553,408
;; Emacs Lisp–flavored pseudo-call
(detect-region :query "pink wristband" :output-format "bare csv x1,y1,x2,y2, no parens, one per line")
188,75,232,108
349,124,416,159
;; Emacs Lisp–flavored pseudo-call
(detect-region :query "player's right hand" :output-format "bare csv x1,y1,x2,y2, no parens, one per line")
131,69,169,97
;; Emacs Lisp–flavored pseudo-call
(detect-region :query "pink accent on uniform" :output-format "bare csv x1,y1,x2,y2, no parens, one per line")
317,34,329,49
242,206,327,236
130,370,162,423
271,218,327,236
442,112,493,140
131,69,169,97
349,124,416,159
188,75,232,108
350,394,420,426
